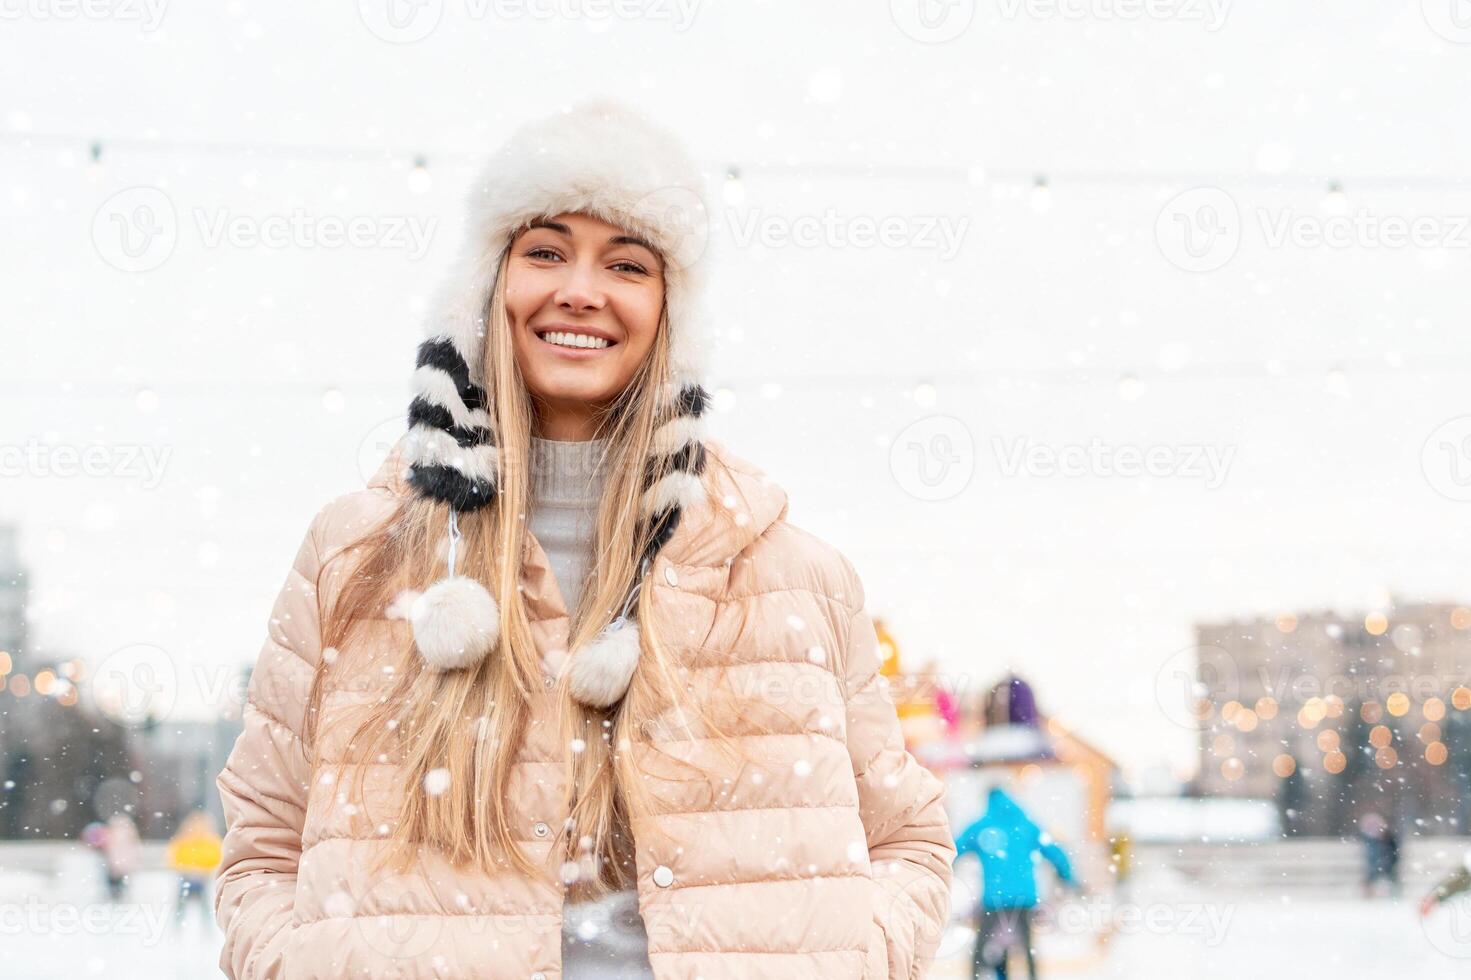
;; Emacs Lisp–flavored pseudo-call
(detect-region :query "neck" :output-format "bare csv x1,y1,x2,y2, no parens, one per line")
528,433,611,504
534,400,604,441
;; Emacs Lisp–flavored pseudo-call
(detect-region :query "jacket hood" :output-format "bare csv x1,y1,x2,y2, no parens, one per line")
981,787,1031,826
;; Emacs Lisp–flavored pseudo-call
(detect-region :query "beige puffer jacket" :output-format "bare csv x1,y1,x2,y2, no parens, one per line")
215,435,956,979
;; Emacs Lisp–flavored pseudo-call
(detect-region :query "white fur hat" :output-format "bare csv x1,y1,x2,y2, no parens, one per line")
399,99,714,706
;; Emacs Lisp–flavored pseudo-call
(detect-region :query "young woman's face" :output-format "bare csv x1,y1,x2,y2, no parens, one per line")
505,211,665,436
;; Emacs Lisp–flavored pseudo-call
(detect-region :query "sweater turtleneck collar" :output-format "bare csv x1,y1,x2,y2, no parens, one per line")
528,434,612,505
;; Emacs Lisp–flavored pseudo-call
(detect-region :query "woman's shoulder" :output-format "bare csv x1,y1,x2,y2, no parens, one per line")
298,483,401,567
744,519,866,614
706,440,865,615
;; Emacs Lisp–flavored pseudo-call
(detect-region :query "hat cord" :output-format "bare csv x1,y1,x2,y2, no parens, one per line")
447,508,462,577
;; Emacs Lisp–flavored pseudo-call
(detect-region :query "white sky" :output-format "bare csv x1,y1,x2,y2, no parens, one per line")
3,1,1471,777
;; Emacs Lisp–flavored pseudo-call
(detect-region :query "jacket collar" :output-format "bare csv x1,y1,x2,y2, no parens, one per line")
368,433,788,573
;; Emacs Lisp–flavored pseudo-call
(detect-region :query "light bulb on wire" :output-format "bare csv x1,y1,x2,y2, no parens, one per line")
722,166,745,207
1030,175,1052,213
408,155,432,195
1321,180,1347,215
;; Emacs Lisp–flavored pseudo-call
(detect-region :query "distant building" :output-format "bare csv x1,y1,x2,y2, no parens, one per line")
1193,599,1471,837
136,714,243,833
0,524,29,672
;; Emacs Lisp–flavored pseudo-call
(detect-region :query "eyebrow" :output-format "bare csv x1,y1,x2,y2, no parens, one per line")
525,218,659,257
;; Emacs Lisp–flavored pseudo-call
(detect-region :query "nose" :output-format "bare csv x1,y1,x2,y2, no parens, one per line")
553,256,607,313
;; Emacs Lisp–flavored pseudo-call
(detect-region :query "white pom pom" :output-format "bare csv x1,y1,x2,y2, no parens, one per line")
386,589,421,621
567,617,641,708
410,576,500,670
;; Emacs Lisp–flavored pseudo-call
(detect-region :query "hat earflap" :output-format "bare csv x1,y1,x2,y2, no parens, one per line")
411,508,500,671
567,556,651,708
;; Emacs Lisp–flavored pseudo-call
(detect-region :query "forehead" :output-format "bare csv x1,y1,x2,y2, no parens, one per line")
521,212,659,256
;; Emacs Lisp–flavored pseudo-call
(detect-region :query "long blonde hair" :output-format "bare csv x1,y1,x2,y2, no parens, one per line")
302,246,772,896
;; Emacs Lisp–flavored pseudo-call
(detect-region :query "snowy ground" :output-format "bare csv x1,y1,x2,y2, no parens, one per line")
928,863,1471,979
1,851,1466,978
0,851,221,979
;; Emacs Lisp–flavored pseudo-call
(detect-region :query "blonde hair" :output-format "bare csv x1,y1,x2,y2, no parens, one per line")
303,243,774,897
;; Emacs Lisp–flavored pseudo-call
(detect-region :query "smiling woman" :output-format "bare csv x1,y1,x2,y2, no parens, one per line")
212,99,954,980
507,213,668,441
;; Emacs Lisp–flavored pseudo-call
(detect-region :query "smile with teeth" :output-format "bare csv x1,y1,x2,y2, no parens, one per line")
537,330,614,350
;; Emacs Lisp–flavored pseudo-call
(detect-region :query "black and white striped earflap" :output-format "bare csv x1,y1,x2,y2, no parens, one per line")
396,98,714,708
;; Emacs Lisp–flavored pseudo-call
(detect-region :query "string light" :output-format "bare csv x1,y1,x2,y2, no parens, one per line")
1029,175,1052,213
1321,180,1348,215
5,130,1468,193
407,155,432,195
722,166,745,207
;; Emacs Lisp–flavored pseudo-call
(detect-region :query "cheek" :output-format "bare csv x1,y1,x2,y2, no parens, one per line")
616,289,664,352
502,280,537,327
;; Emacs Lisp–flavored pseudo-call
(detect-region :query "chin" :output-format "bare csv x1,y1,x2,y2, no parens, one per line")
530,371,621,406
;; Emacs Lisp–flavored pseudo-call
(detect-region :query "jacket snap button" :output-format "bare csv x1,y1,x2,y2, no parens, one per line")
544,674,555,689
663,565,678,586
652,864,674,887
532,821,549,838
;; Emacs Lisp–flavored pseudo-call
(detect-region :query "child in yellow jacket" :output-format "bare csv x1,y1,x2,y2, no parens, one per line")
168,811,223,929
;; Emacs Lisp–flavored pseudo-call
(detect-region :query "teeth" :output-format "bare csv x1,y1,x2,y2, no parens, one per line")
542,331,610,350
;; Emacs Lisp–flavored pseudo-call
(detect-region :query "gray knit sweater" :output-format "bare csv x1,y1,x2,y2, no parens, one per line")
529,435,655,979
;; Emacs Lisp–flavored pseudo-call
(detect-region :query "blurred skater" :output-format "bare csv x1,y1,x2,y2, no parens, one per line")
955,787,1076,980
1419,850,1471,918
168,810,223,929
1359,811,1400,899
100,812,140,902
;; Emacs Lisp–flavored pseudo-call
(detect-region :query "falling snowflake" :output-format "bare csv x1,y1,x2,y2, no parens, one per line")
424,768,451,796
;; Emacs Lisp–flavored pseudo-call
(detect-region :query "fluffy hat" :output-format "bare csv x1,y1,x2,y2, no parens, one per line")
399,99,714,707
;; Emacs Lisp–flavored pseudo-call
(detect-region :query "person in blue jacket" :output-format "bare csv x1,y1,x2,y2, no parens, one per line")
954,786,1076,979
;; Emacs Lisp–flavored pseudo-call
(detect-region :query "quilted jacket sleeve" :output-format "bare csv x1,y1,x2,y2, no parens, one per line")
835,559,957,979
214,509,328,979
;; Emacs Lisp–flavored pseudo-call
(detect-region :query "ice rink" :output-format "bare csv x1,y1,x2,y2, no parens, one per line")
4,850,1468,979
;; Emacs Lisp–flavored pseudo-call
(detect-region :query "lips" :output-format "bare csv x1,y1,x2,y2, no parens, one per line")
534,322,618,342
538,330,613,351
